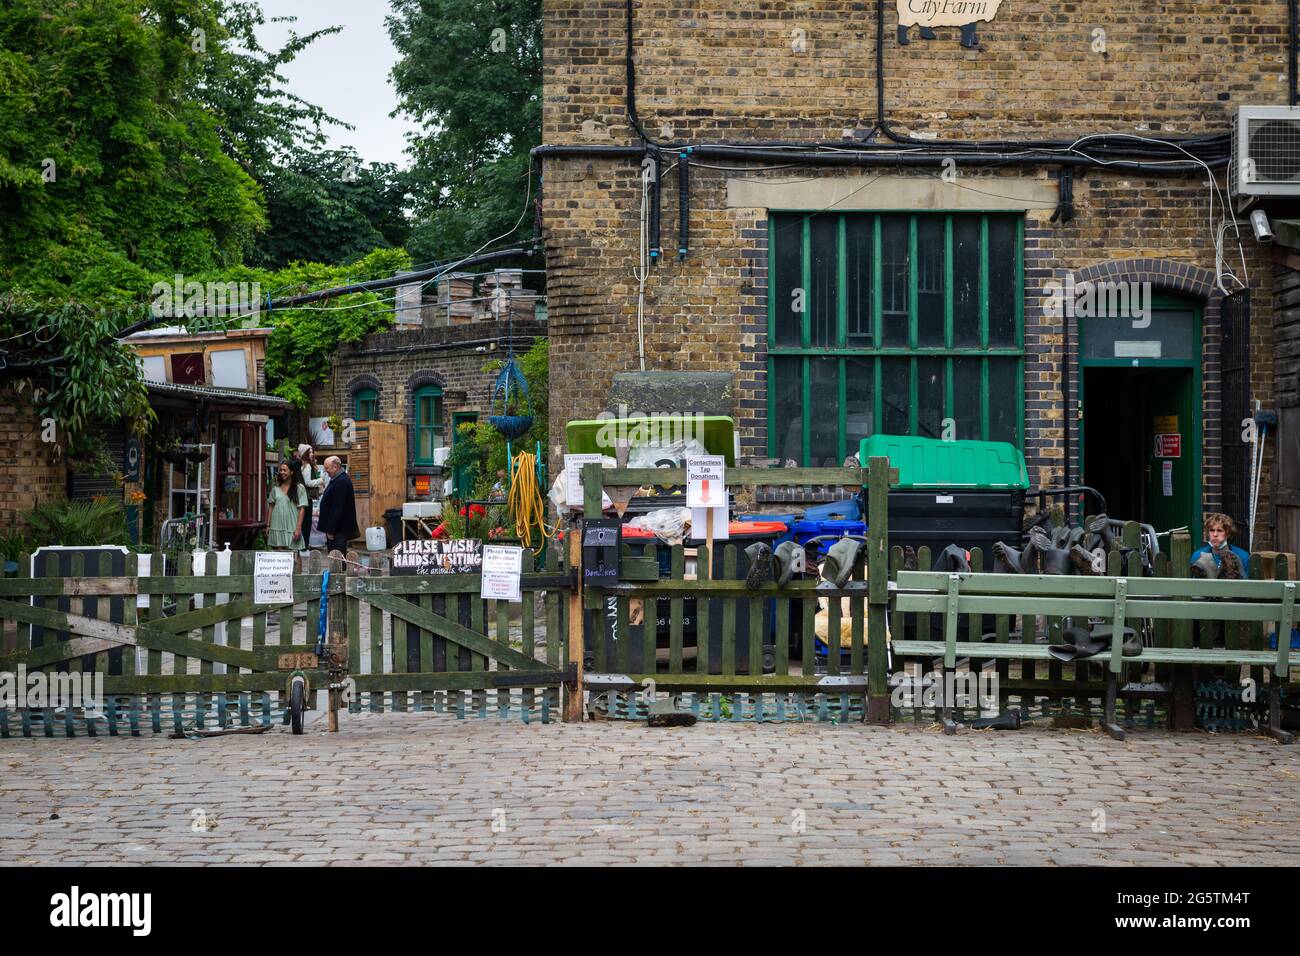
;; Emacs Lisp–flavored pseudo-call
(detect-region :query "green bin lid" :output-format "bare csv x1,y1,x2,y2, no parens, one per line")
566,415,736,465
859,434,1029,489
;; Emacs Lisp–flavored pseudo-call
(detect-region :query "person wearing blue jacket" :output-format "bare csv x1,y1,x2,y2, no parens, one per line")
1189,513,1249,579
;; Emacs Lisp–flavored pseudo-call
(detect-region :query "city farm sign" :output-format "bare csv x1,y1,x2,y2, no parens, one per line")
898,0,1003,48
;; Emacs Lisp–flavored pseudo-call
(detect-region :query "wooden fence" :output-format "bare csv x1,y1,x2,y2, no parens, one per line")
0,547,575,737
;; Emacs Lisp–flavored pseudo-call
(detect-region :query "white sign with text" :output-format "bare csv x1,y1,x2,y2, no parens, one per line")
480,544,524,602
686,455,725,509
253,551,295,605
564,454,605,508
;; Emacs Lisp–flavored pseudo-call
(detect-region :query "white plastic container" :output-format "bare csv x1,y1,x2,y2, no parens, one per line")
433,446,452,466
365,526,387,552
403,501,437,518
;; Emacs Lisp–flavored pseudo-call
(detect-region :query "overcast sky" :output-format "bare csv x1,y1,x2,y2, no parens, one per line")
256,0,419,168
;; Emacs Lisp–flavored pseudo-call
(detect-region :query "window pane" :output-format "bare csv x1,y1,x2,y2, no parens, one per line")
917,217,945,347
989,359,1018,444
881,359,909,436
810,216,838,347
953,217,981,347
772,214,803,347
809,359,839,465
845,216,873,345
917,357,945,439
953,355,982,440
772,357,803,464
881,215,909,347
845,357,874,451
988,217,1018,346
419,428,434,461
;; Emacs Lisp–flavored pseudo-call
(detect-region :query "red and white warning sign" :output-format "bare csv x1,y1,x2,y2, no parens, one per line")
686,455,726,508
1153,433,1182,458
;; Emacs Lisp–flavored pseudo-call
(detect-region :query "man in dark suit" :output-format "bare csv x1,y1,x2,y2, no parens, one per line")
316,456,357,554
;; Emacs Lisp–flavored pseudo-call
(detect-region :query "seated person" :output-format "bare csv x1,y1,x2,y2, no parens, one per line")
1189,513,1250,579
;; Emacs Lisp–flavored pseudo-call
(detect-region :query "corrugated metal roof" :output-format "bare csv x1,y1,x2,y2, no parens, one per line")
146,380,290,409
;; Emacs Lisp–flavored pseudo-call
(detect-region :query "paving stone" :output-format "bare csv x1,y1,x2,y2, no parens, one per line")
0,714,1296,865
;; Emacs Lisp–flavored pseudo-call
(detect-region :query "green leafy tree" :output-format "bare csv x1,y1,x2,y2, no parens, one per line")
252,148,412,268
258,246,413,407
387,0,541,263
0,0,266,302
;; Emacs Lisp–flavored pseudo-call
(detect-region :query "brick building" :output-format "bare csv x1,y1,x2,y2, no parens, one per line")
306,318,546,501
538,1,1300,549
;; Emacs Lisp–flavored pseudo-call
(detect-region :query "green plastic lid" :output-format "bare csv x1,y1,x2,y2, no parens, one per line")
859,435,1029,489
566,415,736,465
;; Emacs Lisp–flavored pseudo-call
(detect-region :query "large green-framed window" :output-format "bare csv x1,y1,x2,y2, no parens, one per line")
414,385,444,465
768,211,1024,466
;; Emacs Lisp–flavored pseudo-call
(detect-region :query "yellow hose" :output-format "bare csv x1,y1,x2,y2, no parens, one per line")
507,449,555,550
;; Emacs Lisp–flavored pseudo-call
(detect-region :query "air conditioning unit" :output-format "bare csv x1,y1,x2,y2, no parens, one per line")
1234,106,1300,196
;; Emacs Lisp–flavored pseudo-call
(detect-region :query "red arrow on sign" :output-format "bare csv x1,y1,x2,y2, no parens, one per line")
700,478,711,503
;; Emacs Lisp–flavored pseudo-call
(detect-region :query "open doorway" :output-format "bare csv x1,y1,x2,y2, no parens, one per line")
1081,366,1199,535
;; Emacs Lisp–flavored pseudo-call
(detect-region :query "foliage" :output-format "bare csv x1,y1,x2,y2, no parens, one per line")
0,531,34,564
21,498,130,548
195,1,344,176
387,0,541,264
252,148,412,269
456,338,548,497
0,295,156,465
258,246,412,407
0,0,267,302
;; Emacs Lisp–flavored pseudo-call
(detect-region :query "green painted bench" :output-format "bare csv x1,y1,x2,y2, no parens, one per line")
893,570,1295,743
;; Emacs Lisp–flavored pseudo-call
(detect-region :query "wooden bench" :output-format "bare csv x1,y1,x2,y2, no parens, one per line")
893,570,1295,743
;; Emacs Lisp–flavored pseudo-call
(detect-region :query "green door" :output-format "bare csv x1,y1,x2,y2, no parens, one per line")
452,412,478,496
1144,369,1197,535
1079,294,1202,540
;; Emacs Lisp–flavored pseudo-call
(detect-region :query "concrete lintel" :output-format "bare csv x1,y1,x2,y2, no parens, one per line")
727,174,1058,211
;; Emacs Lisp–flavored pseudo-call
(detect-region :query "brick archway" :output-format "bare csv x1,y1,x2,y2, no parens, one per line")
1061,257,1222,518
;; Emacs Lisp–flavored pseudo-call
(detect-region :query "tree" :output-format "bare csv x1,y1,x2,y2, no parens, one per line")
252,148,412,269
387,0,541,264
0,0,266,302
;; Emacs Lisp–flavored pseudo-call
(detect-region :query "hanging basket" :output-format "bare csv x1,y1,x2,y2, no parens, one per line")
488,358,533,439
489,414,534,440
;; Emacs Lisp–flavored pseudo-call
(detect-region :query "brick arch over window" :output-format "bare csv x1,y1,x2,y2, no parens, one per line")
1054,256,1223,517
345,374,382,419
406,372,447,465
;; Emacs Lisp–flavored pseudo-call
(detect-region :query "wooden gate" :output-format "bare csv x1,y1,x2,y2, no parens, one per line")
344,547,575,722
0,550,337,737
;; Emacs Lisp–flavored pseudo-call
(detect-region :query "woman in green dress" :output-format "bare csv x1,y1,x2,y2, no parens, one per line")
267,460,309,550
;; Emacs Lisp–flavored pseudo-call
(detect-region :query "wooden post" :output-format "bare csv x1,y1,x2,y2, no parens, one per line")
326,549,350,732
1170,533,1195,730
865,456,892,724
563,462,604,722
704,507,715,582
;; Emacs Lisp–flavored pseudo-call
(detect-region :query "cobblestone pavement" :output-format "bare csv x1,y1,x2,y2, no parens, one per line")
1,714,1298,865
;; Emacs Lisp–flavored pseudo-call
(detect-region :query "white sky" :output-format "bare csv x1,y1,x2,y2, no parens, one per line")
255,0,420,168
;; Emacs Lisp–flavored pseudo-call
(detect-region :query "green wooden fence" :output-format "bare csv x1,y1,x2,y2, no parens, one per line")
0,547,575,737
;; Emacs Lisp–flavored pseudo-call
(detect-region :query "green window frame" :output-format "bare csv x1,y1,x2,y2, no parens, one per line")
414,385,444,466
767,211,1024,466
353,387,378,421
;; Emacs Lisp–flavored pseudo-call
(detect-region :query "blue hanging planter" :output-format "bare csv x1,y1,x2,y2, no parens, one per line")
489,359,534,439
